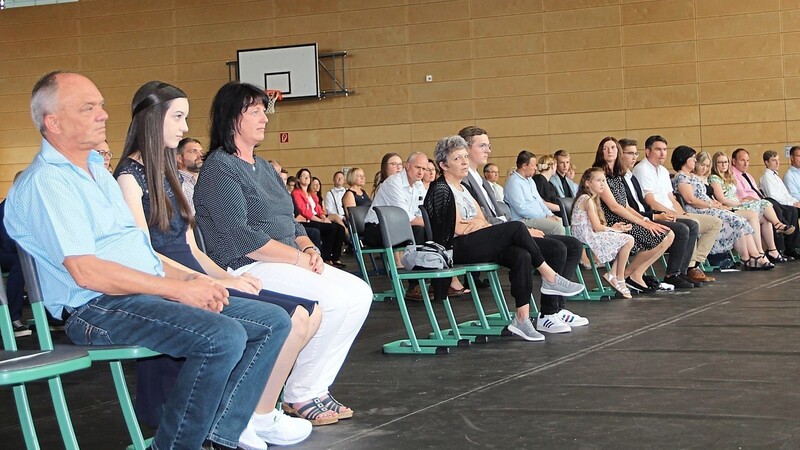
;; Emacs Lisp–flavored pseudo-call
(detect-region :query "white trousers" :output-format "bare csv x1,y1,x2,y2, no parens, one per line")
232,262,372,403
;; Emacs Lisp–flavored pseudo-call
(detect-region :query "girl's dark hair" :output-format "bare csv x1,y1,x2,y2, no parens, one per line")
592,136,624,178
373,152,401,195
295,168,311,192
671,145,697,172
311,176,324,205
208,81,269,155
118,81,193,232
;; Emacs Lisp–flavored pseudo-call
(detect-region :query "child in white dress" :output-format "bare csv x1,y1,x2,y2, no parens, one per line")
571,168,635,298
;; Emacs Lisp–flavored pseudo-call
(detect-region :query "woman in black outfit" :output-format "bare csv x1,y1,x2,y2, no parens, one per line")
424,135,587,340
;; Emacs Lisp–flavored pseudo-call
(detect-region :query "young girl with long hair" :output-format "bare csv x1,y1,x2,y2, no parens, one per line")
571,168,635,298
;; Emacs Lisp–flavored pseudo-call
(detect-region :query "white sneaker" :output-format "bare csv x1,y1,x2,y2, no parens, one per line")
238,417,268,450
507,316,545,342
558,309,589,327
253,408,313,446
536,314,572,334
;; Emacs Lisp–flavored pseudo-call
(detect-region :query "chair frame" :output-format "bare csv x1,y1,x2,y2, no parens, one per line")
0,269,92,450
345,205,393,301
18,248,160,450
558,197,614,301
374,206,475,355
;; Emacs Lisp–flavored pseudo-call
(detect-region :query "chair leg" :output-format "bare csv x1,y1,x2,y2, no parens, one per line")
13,384,41,450
47,376,80,450
109,361,148,450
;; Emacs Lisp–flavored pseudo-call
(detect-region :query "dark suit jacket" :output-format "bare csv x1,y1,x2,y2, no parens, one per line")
621,174,654,219
462,173,507,225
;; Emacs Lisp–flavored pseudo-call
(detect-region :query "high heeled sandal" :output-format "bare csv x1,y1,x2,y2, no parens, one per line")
756,254,775,270
773,222,796,235
766,249,788,263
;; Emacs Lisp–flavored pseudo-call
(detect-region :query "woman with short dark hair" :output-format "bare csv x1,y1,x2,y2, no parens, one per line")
194,81,372,427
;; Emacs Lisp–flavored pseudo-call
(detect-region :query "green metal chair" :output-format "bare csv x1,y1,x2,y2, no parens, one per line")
18,248,161,450
0,271,92,450
417,207,529,337
374,205,469,355
345,205,392,301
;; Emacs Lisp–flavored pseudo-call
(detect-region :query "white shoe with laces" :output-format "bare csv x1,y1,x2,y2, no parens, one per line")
238,416,268,450
558,309,589,327
536,313,572,334
253,408,313,446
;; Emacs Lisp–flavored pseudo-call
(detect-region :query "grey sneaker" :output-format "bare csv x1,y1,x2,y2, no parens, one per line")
507,316,545,342
12,320,32,337
541,274,585,297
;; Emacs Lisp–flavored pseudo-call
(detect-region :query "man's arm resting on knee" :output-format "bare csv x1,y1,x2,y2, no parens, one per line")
63,255,228,312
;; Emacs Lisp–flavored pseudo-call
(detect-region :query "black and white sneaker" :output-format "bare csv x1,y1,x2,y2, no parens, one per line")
12,320,32,337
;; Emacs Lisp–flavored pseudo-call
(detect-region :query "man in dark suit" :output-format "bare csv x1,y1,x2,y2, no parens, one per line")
618,139,707,289
457,126,586,330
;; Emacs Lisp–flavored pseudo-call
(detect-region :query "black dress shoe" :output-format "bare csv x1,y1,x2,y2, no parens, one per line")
783,250,800,259
626,277,655,294
642,275,660,290
663,274,695,289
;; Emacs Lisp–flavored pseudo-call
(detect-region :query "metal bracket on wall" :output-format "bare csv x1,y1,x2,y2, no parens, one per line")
226,49,353,98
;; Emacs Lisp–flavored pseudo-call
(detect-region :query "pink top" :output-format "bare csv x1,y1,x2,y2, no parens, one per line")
731,166,761,200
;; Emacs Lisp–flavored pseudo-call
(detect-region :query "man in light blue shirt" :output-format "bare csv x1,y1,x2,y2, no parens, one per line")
504,150,566,236
6,71,290,450
784,145,800,200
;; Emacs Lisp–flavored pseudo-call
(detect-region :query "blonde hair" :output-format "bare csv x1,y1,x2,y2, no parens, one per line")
693,151,711,176
537,154,555,172
345,167,364,187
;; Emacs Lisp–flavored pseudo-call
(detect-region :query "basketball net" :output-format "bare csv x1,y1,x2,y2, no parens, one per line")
266,90,282,114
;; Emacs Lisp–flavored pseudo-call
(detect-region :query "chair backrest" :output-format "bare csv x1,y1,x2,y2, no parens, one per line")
0,277,17,351
346,205,371,235
418,206,433,241
17,246,60,351
673,191,687,209
374,206,416,249
557,197,575,226
193,225,207,253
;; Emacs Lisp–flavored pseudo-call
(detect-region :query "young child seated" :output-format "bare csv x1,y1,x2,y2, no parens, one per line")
571,168,635,299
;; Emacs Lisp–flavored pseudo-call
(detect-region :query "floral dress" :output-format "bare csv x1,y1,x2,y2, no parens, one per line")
571,195,632,264
708,174,771,218
600,175,667,253
673,172,752,254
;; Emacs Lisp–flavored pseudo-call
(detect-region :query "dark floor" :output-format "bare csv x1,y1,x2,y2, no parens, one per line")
3,256,800,449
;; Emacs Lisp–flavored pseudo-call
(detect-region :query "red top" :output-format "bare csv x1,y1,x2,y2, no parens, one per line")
292,188,323,220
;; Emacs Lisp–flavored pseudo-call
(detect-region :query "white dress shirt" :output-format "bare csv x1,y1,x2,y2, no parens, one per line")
760,169,799,206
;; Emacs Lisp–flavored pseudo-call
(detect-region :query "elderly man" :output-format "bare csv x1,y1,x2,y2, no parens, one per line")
176,137,203,209
6,71,291,450
731,148,800,259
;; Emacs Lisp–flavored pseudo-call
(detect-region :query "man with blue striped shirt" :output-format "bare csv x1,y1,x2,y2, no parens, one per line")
5,71,290,450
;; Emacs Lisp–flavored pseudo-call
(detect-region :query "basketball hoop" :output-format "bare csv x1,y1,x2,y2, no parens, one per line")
266,89,282,114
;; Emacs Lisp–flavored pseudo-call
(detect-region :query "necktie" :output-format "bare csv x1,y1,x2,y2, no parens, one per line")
560,175,572,198
742,173,764,199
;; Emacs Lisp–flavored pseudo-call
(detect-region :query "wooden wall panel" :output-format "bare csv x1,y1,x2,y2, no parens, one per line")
3,0,800,198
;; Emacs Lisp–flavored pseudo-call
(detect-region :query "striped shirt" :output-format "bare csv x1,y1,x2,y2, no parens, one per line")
193,149,307,270
4,139,163,318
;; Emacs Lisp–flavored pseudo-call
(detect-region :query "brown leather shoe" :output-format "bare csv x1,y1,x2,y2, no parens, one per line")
405,285,423,301
688,266,715,282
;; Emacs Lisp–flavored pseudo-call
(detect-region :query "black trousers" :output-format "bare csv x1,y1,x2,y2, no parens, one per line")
441,221,581,314
654,217,697,275
767,199,799,251
302,221,345,261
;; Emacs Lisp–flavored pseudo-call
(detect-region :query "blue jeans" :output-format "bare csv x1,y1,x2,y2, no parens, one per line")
64,294,291,449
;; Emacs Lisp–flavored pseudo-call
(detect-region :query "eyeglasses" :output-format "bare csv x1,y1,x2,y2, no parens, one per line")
623,152,639,157
387,162,403,167
477,143,492,150
98,150,113,158
716,160,729,164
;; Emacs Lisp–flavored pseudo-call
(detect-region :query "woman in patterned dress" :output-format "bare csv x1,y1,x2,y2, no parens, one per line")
671,145,773,270
592,136,674,293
